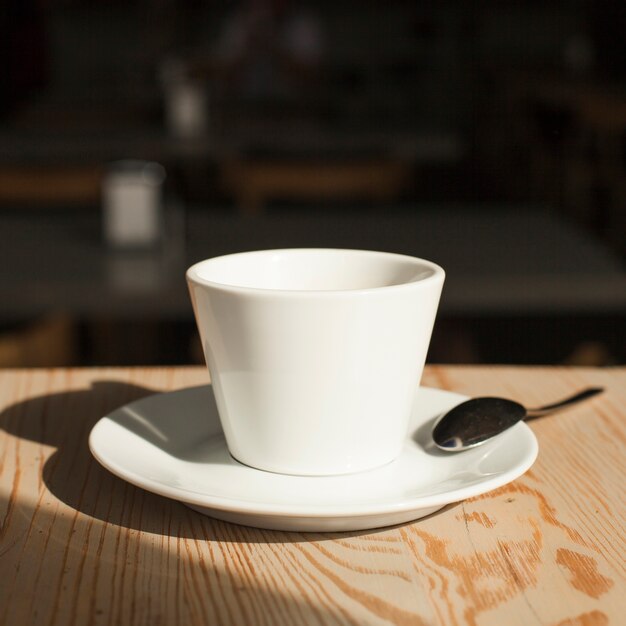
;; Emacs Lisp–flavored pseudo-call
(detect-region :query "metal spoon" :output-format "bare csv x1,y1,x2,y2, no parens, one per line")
432,387,604,452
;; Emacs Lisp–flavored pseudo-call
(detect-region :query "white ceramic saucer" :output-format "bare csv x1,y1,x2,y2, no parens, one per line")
89,385,538,532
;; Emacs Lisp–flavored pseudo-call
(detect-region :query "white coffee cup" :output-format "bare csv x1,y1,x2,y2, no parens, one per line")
187,249,444,476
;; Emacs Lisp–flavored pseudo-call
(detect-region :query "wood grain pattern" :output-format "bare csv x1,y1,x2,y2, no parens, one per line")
0,366,624,625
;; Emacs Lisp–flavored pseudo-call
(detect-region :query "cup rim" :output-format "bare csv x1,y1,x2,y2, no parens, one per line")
186,248,445,296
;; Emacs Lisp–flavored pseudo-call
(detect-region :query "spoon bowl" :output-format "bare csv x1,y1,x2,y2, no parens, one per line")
432,387,603,452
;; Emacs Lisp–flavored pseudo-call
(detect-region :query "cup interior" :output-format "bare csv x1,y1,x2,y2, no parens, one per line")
188,249,442,292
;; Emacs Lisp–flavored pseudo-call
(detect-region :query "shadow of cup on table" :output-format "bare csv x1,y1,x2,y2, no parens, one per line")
0,380,440,545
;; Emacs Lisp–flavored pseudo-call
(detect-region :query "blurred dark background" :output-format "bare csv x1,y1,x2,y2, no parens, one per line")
1,0,625,367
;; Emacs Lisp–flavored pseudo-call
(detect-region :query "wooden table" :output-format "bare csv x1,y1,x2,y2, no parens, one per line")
1,366,624,625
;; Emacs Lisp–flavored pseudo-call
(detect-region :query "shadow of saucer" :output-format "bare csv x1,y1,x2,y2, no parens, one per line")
0,380,431,543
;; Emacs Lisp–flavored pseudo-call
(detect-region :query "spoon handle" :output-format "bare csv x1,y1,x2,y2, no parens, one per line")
525,387,604,420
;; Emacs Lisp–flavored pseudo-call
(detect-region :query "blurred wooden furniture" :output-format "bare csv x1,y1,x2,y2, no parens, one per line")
1,205,625,363
0,315,75,367
0,365,624,625
2,206,626,321
0,165,102,205
220,159,411,214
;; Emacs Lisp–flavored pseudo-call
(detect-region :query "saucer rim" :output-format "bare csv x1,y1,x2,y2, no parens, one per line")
89,386,538,520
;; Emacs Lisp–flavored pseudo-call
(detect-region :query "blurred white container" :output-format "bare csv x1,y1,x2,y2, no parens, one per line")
160,58,208,138
102,161,166,248
165,81,209,138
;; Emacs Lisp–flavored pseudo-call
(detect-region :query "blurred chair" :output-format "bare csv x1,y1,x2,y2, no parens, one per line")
518,76,626,255
220,158,412,215
564,340,616,367
575,93,626,254
0,315,76,367
527,101,580,210
0,165,102,206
